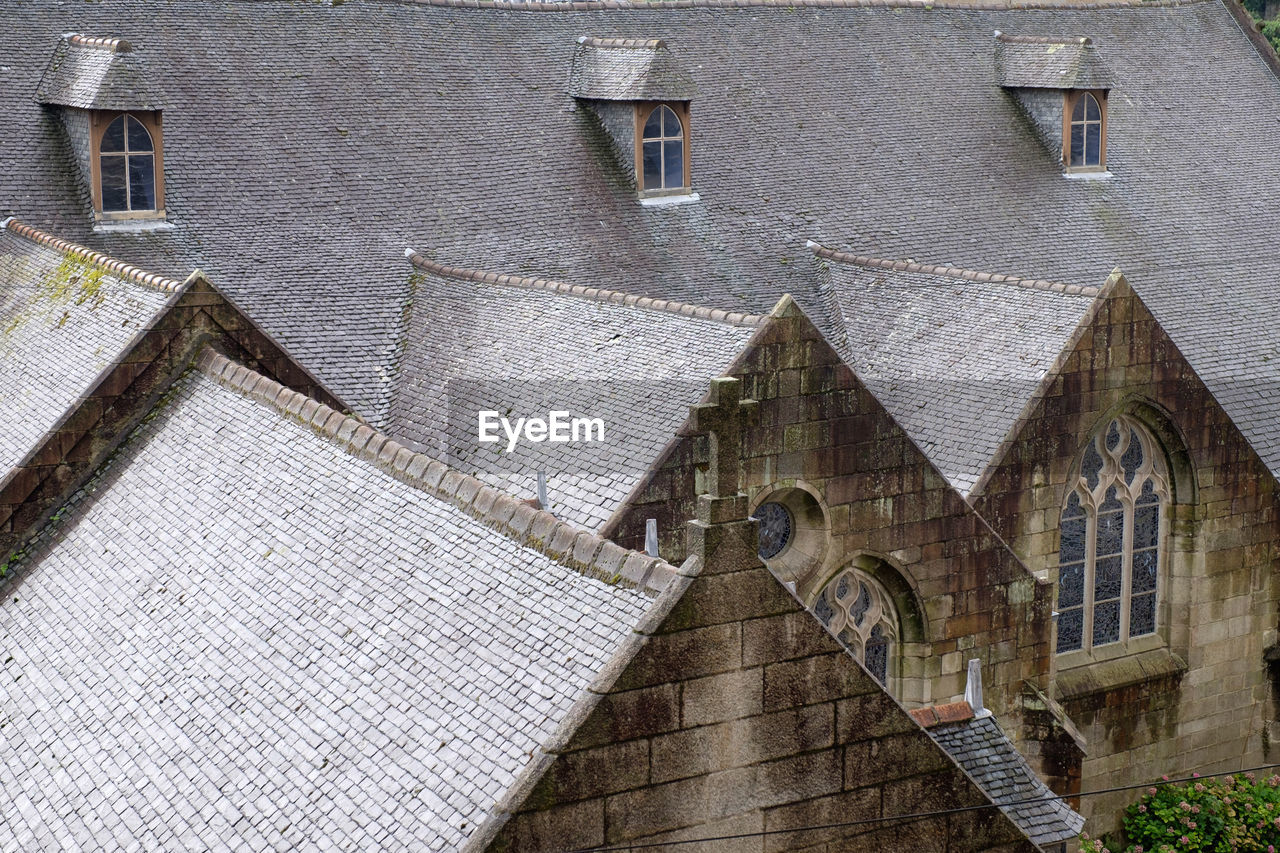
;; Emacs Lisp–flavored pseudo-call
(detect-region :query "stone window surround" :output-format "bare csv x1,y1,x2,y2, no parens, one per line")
89,109,165,222
1061,89,1108,174
632,100,691,199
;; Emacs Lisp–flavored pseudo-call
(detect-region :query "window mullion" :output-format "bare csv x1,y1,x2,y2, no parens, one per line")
1083,505,1097,652
1120,494,1134,641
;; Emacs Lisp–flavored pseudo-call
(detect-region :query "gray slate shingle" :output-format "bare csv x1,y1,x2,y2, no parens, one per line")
0,368,653,851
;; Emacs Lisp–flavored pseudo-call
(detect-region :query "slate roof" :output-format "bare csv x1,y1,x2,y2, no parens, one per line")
10,0,1280,484
0,348,672,852
913,702,1086,849
568,36,698,101
995,34,1116,89
0,218,178,476
35,33,164,110
815,246,1096,495
392,251,761,531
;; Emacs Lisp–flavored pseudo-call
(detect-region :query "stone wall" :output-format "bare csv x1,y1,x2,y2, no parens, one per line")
969,272,1280,828
491,493,1037,852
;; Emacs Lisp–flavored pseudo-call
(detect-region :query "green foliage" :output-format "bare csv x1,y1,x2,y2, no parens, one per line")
1260,18,1280,57
1081,773,1280,853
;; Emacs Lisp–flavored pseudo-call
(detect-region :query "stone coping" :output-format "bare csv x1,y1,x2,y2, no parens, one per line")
1055,646,1188,702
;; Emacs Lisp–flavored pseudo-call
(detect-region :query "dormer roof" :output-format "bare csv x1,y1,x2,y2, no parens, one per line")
35,33,164,110
995,33,1115,90
568,36,697,101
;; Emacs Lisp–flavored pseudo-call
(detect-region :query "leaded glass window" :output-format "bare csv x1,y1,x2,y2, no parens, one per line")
1056,416,1167,653
756,501,793,560
814,568,898,686
1068,91,1104,170
100,114,156,212
641,105,685,192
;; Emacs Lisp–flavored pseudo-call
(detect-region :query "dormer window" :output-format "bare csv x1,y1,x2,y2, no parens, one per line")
639,103,689,194
95,112,164,216
1065,90,1106,172
35,33,168,226
568,37,698,204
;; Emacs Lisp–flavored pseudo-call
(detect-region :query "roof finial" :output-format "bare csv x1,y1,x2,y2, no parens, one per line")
536,470,549,513
645,519,659,558
965,659,990,718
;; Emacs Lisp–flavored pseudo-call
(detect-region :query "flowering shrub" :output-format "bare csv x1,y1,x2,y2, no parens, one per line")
1080,774,1280,853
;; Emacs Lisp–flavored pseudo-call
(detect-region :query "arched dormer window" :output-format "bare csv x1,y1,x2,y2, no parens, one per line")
814,568,899,686
1065,90,1106,172
90,111,165,220
638,103,689,194
1056,415,1167,653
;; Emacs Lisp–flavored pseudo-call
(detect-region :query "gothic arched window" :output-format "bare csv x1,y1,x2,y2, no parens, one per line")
640,104,686,192
814,568,898,686
1057,415,1167,653
1066,90,1107,172
100,114,156,212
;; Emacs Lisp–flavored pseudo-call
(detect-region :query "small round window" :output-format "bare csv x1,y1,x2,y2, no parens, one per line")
755,501,793,559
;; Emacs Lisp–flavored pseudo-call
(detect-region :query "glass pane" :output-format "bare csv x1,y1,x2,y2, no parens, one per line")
1059,561,1085,608
1132,548,1158,594
126,115,153,152
1095,554,1122,602
1086,123,1101,166
1122,428,1144,482
1081,440,1104,489
835,573,850,600
756,502,792,560
836,627,861,657
1085,93,1101,122
850,582,871,627
1072,95,1087,122
814,594,834,626
101,116,125,153
128,154,156,210
1105,420,1121,452
1133,500,1159,551
866,625,889,685
1070,124,1085,167
100,156,127,211
642,141,662,190
1130,593,1156,636
1060,515,1086,566
643,107,662,139
1063,490,1085,520
1093,599,1121,645
1096,487,1124,556
1137,478,1159,505
1057,608,1084,652
661,106,681,139
663,140,683,189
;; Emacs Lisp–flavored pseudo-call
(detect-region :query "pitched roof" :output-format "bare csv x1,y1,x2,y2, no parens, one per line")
568,35,698,101
0,347,675,851
814,244,1095,495
35,32,164,110
391,251,761,530
913,702,1086,848
995,33,1116,89
0,218,178,476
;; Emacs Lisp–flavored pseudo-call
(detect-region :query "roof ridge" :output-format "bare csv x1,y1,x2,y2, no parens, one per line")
805,240,1100,297
2,218,183,293
577,36,665,48
995,32,1093,45
195,347,675,595
377,0,1205,11
65,33,133,53
404,248,763,327
909,700,976,729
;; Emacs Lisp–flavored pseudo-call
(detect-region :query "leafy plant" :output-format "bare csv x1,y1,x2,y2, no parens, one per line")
1080,773,1280,853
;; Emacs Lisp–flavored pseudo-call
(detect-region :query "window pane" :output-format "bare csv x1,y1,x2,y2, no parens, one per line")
661,106,681,139
1072,95,1087,122
1132,548,1158,594
642,141,662,190
1122,428,1144,482
1085,93,1101,122
1095,553,1122,602
100,156,127,211
1130,593,1156,636
126,115,153,152
1086,123,1101,166
1093,599,1121,645
128,155,156,210
1070,124,1085,167
1133,500,1159,551
1059,561,1085,607
1060,514,1086,566
850,582,871,627
1105,419,1121,451
814,594,834,627
1057,608,1084,652
663,140,683,189
1096,508,1124,559
866,624,889,685
643,108,662,139
101,116,125,153
1082,440,1103,489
